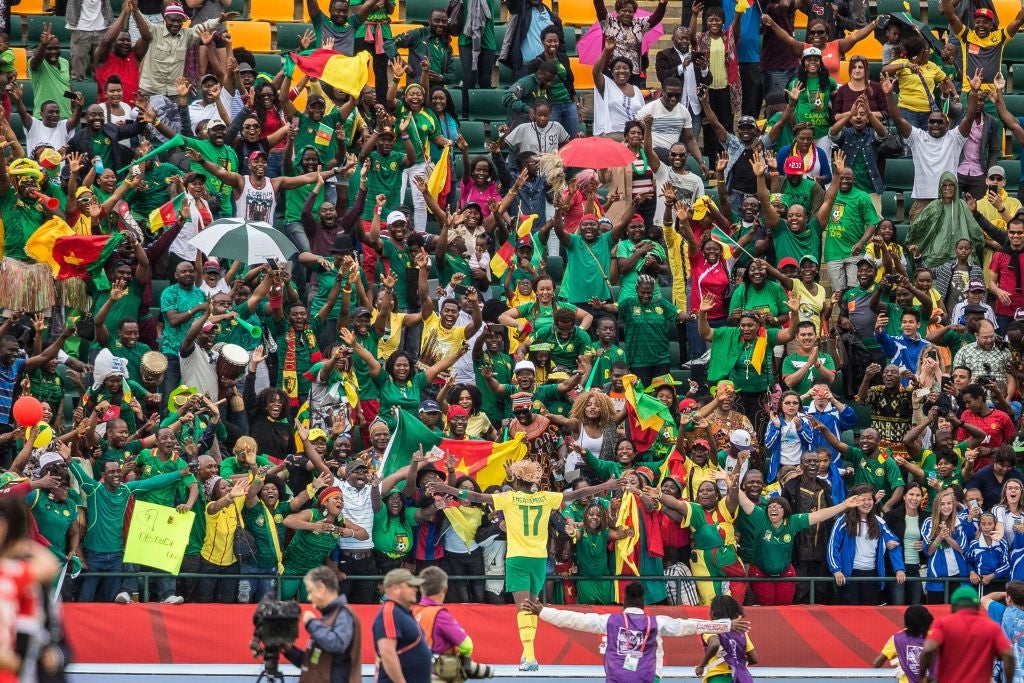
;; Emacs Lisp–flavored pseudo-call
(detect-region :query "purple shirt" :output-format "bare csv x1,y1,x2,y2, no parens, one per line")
419,597,468,654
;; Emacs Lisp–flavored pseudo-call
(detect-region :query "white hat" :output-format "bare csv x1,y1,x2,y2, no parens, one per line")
802,46,823,59
514,360,536,374
386,210,408,226
38,451,63,469
730,429,753,451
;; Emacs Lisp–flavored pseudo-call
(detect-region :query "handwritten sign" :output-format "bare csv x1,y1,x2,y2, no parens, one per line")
122,501,195,575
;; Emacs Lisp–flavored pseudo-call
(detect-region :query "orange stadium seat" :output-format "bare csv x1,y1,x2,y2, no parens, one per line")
226,21,272,52
13,48,27,80
250,0,300,23
794,10,808,28
569,57,595,89
14,0,52,15
557,0,597,27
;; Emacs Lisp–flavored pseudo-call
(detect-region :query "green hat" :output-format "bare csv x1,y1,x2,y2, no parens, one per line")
644,374,682,394
167,384,198,413
800,254,819,265
950,585,979,606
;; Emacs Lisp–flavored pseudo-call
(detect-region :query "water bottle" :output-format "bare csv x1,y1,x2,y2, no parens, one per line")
92,156,104,175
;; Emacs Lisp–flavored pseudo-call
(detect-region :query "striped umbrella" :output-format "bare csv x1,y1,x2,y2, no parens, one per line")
188,218,297,265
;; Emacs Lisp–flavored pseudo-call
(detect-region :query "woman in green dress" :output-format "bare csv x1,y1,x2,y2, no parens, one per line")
571,502,631,605
280,485,368,600
498,275,593,339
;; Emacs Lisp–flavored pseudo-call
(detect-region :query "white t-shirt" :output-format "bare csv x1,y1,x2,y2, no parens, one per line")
25,118,71,157
187,91,235,133
636,99,693,151
70,0,106,30
907,126,968,200
994,504,1024,545
654,164,705,218
853,520,878,570
593,75,645,137
504,120,570,155
180,343,219,400
336,480,374,550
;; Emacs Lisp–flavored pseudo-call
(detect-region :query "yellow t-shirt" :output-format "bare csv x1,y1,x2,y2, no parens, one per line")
879,635,910,683
890,59,948,113
419,313,468,367
701,632,754,682
709,36,727,90
792,280,826,334
202,496,244,566
491,490,564,558
371,309,407,360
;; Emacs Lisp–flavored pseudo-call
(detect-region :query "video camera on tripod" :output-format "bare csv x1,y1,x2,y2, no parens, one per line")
250,596,301,683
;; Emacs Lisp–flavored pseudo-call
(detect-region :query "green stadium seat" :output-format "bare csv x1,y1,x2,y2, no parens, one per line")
1004,160,1022,187
276,22,314,51
70,80,97,106
460,120,486,153
1006,34,1024,63
670,368,690,385
546,254,564,282
878,0,920,18
27,16,70,47
449,88,462,113
6,113,24,145
109,0,124,14
1014,64,1024,92
852,402,872,429
883,158,915,191
16,79,33,110
498,63,517,87
406,0,443,24
8,16,23,46
895,222,909,244
562,26,577,56
794,29,805,42
927,0,949,28
880,190,901,221
151,279,171,305
494,23,507,51
253,53,282,75
1005,94,1024,118
669,341,680,367
450,57,463,86
464,89,507,122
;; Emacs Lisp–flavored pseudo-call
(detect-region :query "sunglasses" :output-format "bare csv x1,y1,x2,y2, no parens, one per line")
990,175,1005,181
512,409,532,416
808,29,827,34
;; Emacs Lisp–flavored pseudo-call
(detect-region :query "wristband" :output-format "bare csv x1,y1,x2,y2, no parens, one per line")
401,134,410,140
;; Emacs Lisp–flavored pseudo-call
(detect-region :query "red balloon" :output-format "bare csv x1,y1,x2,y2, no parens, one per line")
12,397,44,427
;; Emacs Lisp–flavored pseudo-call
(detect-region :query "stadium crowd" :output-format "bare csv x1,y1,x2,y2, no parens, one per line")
3,0,1024,651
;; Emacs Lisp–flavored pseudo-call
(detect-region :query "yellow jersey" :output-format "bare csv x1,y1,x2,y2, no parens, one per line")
492,490,564,559
701,632,754,681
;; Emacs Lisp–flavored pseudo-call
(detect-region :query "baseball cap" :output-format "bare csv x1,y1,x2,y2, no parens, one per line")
968,280,986,292
692,438,711,449
237,62,256,74
351,306,372,319
730,429,753,451
777,257,800,270
386,210,408,226
203,259,221,273
988,165,1007,179
207,118,227,130
248,150,268,163
950,585,980,605
737,115,757,128
856,257,875,268
514,360,536,374
802,46,823,59
679,397,698,411
383,568,424,588
345,457,369,471
784,155,805,175
516,238,533,249
308,94,326,105
800,254,819,265
419,399,442,414
975,7,996,19
307,428,328,442
201,73,219,84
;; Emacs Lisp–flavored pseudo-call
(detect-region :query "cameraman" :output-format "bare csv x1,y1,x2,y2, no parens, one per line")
411,567,493,683
286,566,361,683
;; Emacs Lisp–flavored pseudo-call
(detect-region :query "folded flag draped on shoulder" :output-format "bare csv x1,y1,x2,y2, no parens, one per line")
426,145,451,200
489,214,538,279
52,233,127,280
289,50,371,98
380,409,527,490
623,374,673,455
148,193,186,233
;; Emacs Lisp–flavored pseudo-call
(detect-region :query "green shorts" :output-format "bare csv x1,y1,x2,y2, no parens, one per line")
505,556,546,595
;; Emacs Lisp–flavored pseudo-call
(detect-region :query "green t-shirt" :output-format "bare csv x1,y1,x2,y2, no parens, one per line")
0,192,46,261
28,487,82,554
372,505,418,558
135,450,196,507
534,327,591,370
293,110,342,168
771,218,822,265
215,303,264,352
129,164,181,220
159,284,207,355
395,104,439,165
748,507,812,575
790,74,837,138
182,137,238,216
729,281,788,318
615,239,666,303
98,437,144,465
563,232,613,304
308,261,369,321
351,329,381,401
823,188,880,262
779,176,817,210
709,327,782,393
93,280,144,339
374,370,430,416
219,454,273,477
781,350,836,395
618,296,678,368
435,251,471,289
284,181,326,225
849,445,906,494
476,349,513,425
457,0,499,49
585,342,627,384
242,499,290,568
516,300,578,339
379,238,415,309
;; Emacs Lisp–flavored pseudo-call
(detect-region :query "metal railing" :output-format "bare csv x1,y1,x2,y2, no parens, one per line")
73,571,966,604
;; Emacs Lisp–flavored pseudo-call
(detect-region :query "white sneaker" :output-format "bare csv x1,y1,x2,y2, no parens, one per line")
161,595,184,604
114,592,131,604
238,581,251,603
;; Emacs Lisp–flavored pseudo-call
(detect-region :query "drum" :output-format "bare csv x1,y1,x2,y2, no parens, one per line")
140,351,168,386
0,258,56,312
216,343,249,382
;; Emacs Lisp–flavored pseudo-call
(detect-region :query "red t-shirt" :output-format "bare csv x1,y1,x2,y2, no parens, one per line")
989,251,1024,317
95,53,140,106
688,253,729,320
958,408,1015,470
928,608,1010,683
0,559,34,683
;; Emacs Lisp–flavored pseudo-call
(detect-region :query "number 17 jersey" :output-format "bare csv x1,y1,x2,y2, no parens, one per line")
492,490,564,559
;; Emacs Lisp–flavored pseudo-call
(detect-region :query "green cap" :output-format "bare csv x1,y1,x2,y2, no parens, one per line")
800,254,819,265
950,585,979,606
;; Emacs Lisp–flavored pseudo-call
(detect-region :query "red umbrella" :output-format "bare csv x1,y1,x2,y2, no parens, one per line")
558,137,637,169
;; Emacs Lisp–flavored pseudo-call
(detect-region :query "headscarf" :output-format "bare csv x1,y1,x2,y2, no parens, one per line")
92,348,129,390
204,476,224,499
908,171,984,268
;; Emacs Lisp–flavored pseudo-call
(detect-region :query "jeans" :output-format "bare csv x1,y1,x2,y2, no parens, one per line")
549,101,580,139
283,220,312,301
194,558,239,603
739,63,763,118
837,568,882,605
890,561,924,605
161,356,182,403
763,69,797,102
241,561,277,603
78,550,124,602
900,108,932,131
399,162,428,232
266,151,283,179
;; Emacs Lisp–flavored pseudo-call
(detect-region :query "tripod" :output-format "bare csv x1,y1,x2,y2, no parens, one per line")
254,646,286,683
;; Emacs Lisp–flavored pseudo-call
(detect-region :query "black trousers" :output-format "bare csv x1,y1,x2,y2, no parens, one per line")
837,568,882,605
792,558,831,604
444,550,485,603
337,552,378,604
739,63,763,118
703,87,732,161
460,49,496,116
194,558,239,604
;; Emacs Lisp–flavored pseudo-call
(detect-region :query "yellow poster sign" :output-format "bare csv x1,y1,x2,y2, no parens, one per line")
122,501,195,575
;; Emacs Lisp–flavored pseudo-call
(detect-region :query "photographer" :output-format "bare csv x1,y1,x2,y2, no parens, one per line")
411,566,493,683
286,566,361,683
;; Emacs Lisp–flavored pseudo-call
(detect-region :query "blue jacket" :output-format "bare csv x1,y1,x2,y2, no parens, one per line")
827,515,905,587
967,537,1010,578
805,401,858,503
875,332,931,378
829,126,885,195
763,415,814,484
1008,533,1024,581
921,516,971,592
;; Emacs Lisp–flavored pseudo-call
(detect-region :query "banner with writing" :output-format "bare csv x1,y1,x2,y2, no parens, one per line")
122,501,195,575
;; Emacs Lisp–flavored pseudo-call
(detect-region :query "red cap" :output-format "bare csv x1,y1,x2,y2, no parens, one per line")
630,214,646,225
693,439,711,449
248,150,268,164
975,8,995,19
784,155,805,175
447,405,469,419
679,398,698,411
580,213,600,223
778,257,800,270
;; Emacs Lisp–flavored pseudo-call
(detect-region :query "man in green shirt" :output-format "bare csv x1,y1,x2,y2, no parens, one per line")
73,457,191,603
393,9,457,86
556,212,627,306
503,61,558,115
781,321,837,395
308,0,377,54
776,156,824,213
822,166,880,292
358,192,417,310
473,327,513,426
815,424,906,515
136,427,199,509
613,275,684,380
181,119,238,218
585,317,627,385
356,128,415,224
160,261,208,394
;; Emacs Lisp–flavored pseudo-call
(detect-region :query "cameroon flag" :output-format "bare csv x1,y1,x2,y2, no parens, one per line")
148,193,186,233
52,233,127,281
489,215,537,279
289,50,370,98
380,409,527,490
26,217,75,276
623,374,673,454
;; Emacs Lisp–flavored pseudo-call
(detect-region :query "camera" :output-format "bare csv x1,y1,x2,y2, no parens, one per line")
978,375,996,387
460,656,495,679
250,596,300,682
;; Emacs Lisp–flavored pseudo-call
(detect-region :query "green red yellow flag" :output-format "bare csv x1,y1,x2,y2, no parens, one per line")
289,50,371,98
148,193,186,234
489,215,537,279
623,374,673,454
26,217,75,276
314,123,332,146
52,233,127,281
